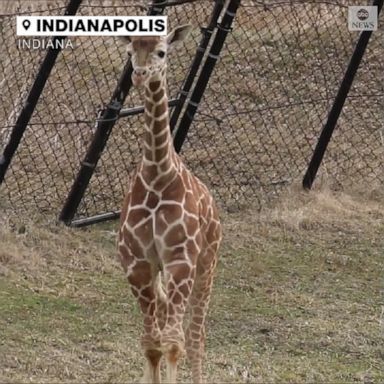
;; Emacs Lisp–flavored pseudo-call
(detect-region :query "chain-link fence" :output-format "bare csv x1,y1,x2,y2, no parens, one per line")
0,0,383,224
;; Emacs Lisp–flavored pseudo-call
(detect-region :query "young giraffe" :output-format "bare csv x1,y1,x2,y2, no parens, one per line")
117,25,222,384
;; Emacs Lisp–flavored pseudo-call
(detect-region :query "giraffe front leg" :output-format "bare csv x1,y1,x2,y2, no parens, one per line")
185,250,217,384
143,349,162,384
126,260,163,384
161,259,196,384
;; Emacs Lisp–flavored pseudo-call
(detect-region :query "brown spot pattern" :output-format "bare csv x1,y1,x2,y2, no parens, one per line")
164,224,186,247
123,225,143,257
118,245,134,270
149,81,161,92
128,208,150,227
153,89,165,103
147,192,159,209
154,130,168,147
142,165,158,185
156,204,183,228
134,222,152,243
155,145,169,161
155,101,167,117
130,176,146,205
162,175,185,201
153,118,167,136
128,260,153,287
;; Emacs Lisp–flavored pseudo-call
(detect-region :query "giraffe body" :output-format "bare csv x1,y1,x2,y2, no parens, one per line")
117,27,222,384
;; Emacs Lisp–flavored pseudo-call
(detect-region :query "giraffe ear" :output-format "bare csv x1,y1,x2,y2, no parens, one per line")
166,24,192,50
118,35,131,43
118,36,133,56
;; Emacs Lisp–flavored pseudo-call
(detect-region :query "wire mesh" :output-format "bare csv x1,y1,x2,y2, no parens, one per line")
0,0,383,223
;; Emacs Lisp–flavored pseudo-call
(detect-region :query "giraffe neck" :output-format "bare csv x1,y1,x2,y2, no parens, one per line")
142,73,175,172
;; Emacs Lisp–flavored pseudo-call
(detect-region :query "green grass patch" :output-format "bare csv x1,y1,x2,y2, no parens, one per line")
1,190,383,382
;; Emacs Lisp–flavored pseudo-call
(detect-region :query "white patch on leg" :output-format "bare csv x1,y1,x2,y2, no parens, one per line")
141,361,153,383
165,360,177,384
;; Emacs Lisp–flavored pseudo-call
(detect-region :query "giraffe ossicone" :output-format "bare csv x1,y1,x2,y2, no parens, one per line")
118,24,222,384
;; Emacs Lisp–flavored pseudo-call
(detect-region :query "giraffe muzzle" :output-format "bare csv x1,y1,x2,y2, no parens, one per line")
132,68,148,87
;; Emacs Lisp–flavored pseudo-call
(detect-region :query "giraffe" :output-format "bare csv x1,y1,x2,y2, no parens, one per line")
117,25,222,384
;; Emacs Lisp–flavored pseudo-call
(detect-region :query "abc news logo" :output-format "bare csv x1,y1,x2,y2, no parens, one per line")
348,6,378,31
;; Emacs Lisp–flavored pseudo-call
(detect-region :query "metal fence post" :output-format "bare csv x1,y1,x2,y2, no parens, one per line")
172,0,241,153
169,0,225,132
302,0,384,190
0,0,83,185
58,0,166,225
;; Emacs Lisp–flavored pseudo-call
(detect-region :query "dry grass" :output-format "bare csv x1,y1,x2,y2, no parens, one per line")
1,187,383,382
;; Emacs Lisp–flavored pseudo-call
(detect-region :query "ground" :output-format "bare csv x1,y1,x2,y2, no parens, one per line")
0,187,383,383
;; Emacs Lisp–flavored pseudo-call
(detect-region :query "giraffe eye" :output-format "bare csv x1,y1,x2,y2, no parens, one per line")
157,50,166,58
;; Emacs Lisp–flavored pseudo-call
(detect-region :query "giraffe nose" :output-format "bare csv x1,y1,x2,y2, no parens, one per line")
134,68,147,77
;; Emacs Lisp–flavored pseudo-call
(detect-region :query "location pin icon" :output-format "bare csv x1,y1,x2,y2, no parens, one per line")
22,19,31,30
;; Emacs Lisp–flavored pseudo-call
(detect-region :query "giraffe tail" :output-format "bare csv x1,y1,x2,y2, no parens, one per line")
154,271,167,330
155,271,167,303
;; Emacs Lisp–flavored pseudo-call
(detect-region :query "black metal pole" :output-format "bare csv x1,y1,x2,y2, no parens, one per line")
173,0,241,152
0,0,83,185
169,0,225,132
119,98,179,118
70,211,121,227
302,0,383,190
59,0,166,225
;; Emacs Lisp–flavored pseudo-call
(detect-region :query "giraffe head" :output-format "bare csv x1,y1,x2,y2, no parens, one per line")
121,24,192,87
